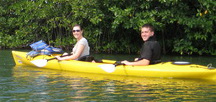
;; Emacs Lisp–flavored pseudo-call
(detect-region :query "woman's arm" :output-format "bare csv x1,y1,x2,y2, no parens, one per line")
56,44,85,60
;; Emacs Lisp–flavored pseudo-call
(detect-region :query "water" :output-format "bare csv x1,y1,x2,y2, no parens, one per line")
0,50,216,101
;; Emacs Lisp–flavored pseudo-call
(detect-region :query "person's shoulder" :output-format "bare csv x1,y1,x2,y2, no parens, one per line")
79,37,88,45
79,37,88,42
144,40,159,47
146,40,158,44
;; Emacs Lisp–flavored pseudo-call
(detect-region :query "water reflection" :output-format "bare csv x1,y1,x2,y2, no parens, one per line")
7,66,216,101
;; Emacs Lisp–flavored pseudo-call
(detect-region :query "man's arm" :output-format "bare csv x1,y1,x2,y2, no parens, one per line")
121,59,150,66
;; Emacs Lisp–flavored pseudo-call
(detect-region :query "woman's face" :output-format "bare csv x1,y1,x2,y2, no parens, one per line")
72,26,83,40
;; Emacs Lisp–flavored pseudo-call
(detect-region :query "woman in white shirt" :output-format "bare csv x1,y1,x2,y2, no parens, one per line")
55,24,90,60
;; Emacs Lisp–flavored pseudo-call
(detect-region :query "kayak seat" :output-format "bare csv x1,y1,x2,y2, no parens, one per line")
78,55,103,63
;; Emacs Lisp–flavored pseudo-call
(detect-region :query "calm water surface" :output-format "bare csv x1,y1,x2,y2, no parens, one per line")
0,50,216,102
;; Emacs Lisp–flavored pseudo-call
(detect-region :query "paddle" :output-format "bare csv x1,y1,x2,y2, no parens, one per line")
30,54,71,67
98,61,125,73
31,54,118,68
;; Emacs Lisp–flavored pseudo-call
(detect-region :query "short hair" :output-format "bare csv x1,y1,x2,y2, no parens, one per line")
73,24,82,30
142,24,154,32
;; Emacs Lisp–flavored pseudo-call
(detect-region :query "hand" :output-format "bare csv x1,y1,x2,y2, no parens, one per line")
55,56,63,60
62,52,68,56
121,60,132,65
134,58,139,61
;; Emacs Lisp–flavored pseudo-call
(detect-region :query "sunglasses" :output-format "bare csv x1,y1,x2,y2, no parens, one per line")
72,30,81,32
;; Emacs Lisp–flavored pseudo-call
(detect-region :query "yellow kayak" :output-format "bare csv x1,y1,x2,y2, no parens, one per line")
12,51,216,80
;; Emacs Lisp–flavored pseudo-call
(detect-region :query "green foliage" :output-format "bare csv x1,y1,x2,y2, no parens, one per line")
0,0,215,55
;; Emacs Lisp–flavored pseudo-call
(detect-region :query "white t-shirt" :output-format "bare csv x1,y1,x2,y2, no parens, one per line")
72,37,90,60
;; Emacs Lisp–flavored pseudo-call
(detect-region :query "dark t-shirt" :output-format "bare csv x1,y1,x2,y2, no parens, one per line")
140,37,161,64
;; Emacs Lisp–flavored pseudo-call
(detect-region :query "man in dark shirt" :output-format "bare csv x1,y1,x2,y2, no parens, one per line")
121,24,161,66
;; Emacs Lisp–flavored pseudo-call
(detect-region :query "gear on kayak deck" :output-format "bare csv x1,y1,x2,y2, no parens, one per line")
207,63,215,69
172,61,191,65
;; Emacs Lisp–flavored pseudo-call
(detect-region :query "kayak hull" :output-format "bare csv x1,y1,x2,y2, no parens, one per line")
12,51,216,80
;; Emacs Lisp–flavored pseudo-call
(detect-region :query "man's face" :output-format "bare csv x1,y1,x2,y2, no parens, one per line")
141,27,154,41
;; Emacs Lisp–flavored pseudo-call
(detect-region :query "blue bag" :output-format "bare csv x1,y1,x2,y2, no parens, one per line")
30,40,48,51
40,47,63,55
27,40,64,58
46,47,64,53
26,50,40,58
40,49,52,55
